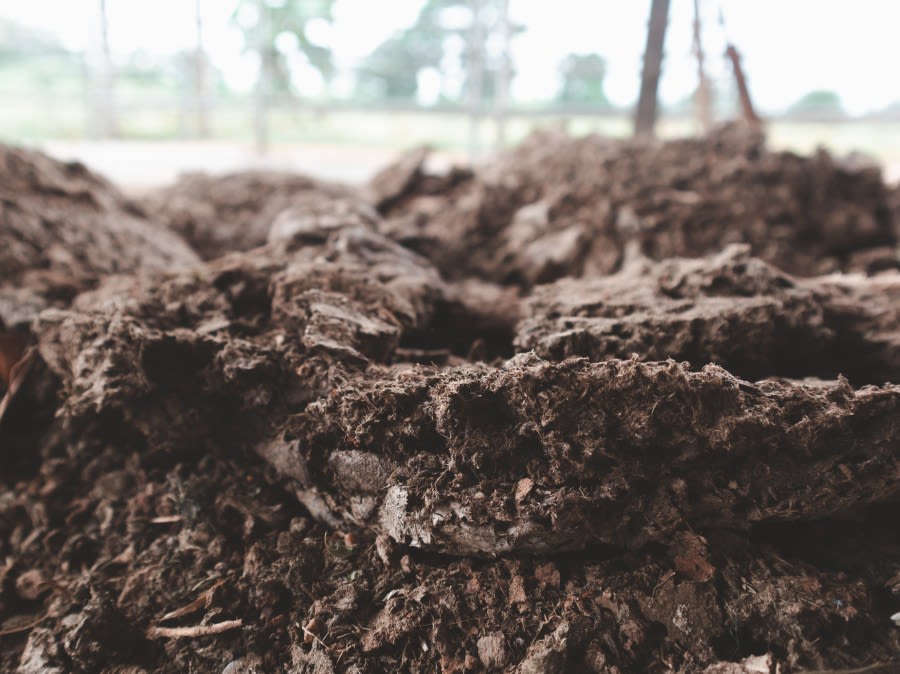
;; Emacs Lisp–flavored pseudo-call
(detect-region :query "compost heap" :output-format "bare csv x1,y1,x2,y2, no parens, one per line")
1,125,899,674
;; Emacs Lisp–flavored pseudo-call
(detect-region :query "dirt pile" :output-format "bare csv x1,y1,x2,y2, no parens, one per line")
0,146,198,330
141,171,366,260
1,133,900,673
0,146,200,466
373,124,899,285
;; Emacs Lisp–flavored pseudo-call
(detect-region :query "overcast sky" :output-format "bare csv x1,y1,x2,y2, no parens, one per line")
3,0,899,114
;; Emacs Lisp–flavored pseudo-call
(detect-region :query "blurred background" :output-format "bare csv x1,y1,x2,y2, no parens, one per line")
1,0,899,188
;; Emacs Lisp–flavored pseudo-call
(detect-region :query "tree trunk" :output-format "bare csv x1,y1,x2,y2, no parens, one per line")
634,0,670,138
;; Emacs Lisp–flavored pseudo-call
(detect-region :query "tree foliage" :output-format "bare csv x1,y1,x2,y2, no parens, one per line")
788,90,845,116
356,35,434,100
558,53,609,106
233,0,335,95
357,0,521,104
0,18,66,63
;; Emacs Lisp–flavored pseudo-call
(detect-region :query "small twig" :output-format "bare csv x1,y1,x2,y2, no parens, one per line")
146,619,242,639
0,347,37,425
118,565,157,607
159,578,226,623
652,569,676,598
0,613,47,637
150,515,183,524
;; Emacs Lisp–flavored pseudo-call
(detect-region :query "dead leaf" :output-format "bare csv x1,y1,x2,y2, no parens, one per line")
508,575,527,604
534,562,561,588
515,477,534,503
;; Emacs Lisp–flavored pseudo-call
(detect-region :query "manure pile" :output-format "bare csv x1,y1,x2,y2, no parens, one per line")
1,126,899,673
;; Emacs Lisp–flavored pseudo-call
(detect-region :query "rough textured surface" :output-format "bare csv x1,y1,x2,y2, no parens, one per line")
2,132,900,673
33,224,449,458
366,145,432,212
141,170,358,260
29,234,900,555
0,144,198,293
376,124,899,285
516,244,900,383
0,143,199,445
281,355,900,554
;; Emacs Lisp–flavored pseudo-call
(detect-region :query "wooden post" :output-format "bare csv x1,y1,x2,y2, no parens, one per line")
194,0,210,138
634,0,670,138
467,0,485,160
253,0,272,153
494,0,511,150
692,0,712,133
718,6,760,128
94,0,117,138
725,44,760,127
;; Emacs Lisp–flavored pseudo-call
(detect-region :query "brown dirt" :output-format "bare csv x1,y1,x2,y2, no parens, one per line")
373,125,899,285
139,171,365,261
1,128,900,673
0,145,199,333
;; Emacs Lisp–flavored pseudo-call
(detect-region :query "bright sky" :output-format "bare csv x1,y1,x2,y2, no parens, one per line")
3,0,899,114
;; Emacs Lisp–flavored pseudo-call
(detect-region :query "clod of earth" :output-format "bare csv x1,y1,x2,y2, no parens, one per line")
1,126,900,673
516,244,900,384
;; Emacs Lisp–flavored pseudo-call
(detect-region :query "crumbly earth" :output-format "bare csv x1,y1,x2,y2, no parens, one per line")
1,130,900,674
374,125,899,285
140,170,364,260
516,244,900,384
0,145,198,307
